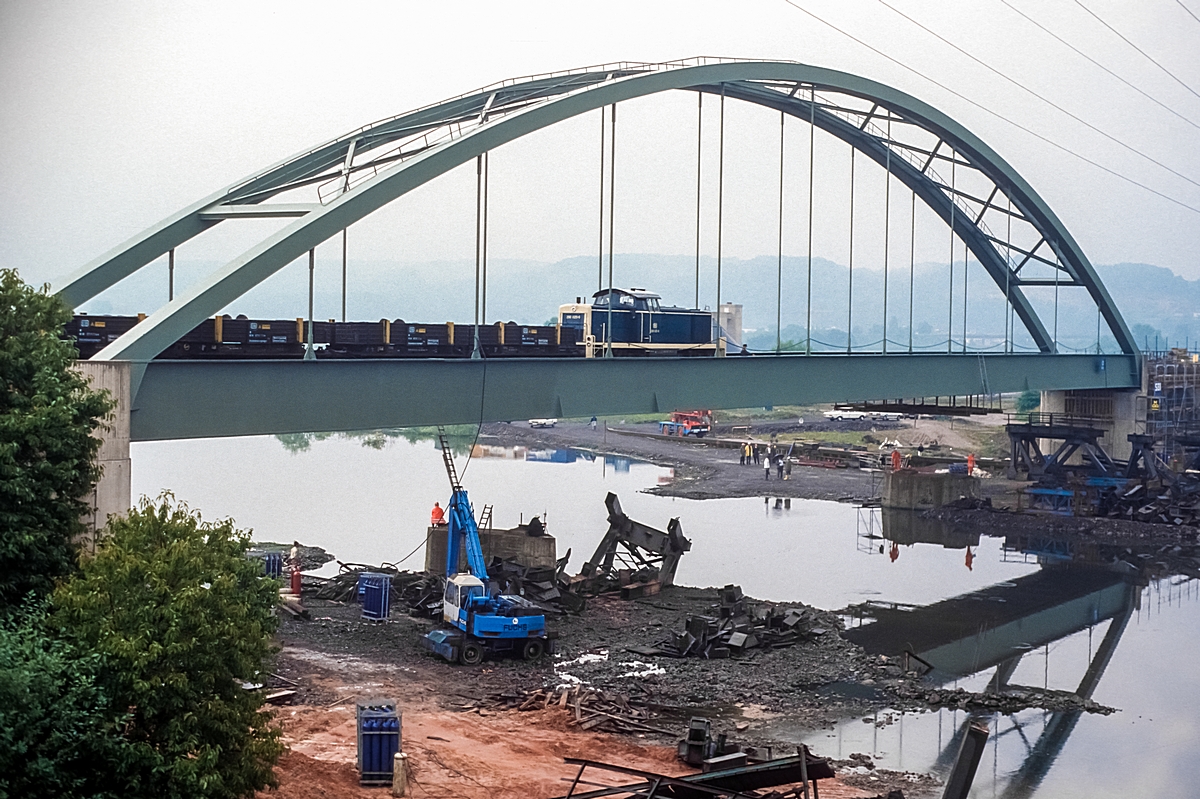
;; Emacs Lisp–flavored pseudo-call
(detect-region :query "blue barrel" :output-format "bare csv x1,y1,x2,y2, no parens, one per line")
263,552,283,579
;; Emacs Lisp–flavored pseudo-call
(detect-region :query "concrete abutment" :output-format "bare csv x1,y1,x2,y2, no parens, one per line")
74,360,132,553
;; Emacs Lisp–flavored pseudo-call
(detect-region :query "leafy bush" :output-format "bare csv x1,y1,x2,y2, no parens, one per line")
51,496,283,799
0,269,113,608
0,602,134,799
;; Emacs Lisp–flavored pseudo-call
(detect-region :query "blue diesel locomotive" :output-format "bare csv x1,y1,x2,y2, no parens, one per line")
558,288,718,357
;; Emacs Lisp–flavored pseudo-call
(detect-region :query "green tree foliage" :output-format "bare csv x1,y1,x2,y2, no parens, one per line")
0,602,135,799
51,496,283,799
1015,389,1041,415
1,269,113,608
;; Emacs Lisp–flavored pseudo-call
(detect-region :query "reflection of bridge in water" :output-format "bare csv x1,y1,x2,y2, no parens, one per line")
844,508,1156,798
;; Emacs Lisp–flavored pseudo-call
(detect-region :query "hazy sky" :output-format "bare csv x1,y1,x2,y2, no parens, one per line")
2,0,1198,301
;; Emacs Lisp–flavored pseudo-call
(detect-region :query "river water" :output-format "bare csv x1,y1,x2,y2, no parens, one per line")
132,434,1199,798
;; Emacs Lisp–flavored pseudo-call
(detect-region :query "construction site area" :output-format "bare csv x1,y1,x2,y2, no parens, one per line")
242,349,1200,799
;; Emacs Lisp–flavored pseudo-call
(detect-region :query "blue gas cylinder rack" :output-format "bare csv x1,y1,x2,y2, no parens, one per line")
356,698,401,785
263,552,283,579
360,573,391,620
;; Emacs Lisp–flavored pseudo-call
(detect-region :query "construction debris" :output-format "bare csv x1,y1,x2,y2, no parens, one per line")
483,685,670,735
629,585,827,659
1101,482,1200,526
572,492,691,596
892,684,1117,715
488,553,586,613
312,567,444,616
550,751,836,799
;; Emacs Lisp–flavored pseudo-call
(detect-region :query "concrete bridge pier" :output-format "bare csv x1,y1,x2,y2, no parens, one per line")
74,360,132,554
1039,388,1139,462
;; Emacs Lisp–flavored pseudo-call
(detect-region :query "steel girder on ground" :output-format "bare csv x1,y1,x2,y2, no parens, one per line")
55,58,1138,363
128,352,1136,441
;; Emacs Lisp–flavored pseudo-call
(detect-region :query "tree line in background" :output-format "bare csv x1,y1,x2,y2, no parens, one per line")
0,269,283,799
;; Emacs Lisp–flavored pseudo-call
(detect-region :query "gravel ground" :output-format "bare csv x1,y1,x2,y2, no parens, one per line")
924,505,1200,548
482,420,887,502
277,587,879,730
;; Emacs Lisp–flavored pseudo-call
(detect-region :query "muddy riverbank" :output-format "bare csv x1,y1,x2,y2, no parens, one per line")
482,420,884,502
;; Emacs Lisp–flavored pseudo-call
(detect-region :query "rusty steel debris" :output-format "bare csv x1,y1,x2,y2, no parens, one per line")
572,493,692,597
553,748,836,799
628,585,827,659
485,685,671,735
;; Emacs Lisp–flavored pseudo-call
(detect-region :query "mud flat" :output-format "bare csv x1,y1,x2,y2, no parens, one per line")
266,593,942,798
266,576,1123,797
482,420,883,502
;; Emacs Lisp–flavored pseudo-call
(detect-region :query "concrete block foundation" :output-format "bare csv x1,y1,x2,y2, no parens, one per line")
424,525,557,573
882,470,980,511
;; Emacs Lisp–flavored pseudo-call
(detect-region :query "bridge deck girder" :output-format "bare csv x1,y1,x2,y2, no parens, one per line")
126,352,1137,441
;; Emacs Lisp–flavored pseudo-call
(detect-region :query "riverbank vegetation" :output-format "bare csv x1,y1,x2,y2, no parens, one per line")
1,271,282,799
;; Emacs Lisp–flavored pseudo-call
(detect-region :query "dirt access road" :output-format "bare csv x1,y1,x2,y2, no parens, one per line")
483,420,884,502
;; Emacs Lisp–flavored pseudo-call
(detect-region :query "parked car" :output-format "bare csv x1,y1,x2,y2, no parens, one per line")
528,418,558,428
823,409,867,421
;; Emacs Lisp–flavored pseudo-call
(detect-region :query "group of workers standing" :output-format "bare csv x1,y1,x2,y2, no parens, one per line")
738,442,791,481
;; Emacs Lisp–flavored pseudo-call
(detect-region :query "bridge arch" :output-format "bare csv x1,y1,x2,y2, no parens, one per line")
56,58,1137,359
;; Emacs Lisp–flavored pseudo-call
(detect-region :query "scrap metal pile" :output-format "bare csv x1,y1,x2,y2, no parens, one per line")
568,492,692,599
313,556,589,617
631,585,828,659
1099,481,1200,526
549,751,837,799
487,554,586,612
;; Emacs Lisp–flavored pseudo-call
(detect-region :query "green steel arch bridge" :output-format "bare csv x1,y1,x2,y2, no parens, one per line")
55,58,1139,441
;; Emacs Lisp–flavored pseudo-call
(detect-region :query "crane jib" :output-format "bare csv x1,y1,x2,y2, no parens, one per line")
446,488,489,581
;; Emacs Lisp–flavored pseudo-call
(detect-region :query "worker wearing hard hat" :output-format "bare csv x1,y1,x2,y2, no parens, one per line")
430,502,447,526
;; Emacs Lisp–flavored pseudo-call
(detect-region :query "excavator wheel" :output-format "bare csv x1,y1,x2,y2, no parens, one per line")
459,641,483,666
521,639,545,661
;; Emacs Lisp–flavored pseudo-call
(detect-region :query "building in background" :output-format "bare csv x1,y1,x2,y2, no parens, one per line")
718,303,743,348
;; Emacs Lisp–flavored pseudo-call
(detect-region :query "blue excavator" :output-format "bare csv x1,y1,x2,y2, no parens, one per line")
420,428,554,665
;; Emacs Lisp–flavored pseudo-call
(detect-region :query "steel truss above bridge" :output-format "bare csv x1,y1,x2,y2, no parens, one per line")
58,57,1138,365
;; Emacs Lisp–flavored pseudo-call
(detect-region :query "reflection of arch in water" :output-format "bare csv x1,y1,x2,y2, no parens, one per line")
55,58,1137,362
847,564,1139,798
845,564,1134,681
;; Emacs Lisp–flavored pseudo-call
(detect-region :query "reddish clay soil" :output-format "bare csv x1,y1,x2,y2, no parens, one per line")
256,647,899,799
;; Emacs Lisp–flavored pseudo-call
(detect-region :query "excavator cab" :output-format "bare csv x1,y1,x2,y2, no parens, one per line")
443,573,486,627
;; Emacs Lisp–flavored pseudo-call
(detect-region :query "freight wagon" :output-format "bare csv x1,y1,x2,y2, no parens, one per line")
65,288,716,360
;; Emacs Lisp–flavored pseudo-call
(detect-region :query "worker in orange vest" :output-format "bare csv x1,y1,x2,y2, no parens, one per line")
967,453,976,474
890,449,902,471
430,502,447,526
